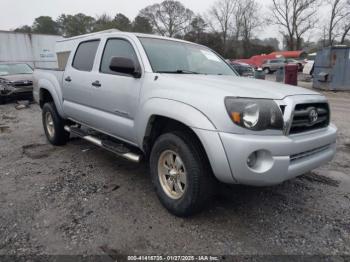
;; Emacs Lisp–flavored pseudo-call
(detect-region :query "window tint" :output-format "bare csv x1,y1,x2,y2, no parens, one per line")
72,40,100,71
100,39,139,75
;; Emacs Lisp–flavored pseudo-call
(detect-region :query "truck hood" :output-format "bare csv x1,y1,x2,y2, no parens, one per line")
159,74,319,100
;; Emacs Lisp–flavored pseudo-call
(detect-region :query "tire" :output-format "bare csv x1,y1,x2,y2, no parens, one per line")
263,68,270,74
42,102,70,146
150,131,215,217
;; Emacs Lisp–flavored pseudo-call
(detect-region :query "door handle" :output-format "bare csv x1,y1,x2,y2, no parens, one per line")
92,80,101,88
65,76,72,82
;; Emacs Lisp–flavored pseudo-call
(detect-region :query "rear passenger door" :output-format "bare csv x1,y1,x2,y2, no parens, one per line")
62,39,100,125
89,37,143,144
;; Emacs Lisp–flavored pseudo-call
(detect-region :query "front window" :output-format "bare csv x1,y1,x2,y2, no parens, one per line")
0,63,33,76
100,38,139,75
139,37,237,76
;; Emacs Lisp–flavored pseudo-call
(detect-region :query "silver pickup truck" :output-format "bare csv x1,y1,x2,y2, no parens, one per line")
34,31,337,216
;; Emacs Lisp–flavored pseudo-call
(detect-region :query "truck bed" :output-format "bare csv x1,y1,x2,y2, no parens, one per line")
33,68,64,104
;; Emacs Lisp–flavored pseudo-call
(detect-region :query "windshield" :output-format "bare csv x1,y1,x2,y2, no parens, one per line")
139,37,237,76
0,63,33,76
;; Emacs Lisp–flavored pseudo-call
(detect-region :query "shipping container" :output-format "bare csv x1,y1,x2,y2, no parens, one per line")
313,46,350,91
0,30,63,69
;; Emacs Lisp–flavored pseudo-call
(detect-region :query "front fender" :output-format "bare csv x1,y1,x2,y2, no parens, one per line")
135,98,235,184
135,98,216,146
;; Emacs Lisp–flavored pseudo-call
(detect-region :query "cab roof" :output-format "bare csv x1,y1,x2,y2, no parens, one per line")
57,29,196,46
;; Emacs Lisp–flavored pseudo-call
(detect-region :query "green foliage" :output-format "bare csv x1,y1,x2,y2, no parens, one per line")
32,16,59,35
114,13,132,31
57,13,95,37
184,16,207,43
132,16,153,33
93,14,116,32
14,25,32,34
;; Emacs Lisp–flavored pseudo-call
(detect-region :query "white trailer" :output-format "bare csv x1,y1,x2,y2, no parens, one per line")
0,30,63,69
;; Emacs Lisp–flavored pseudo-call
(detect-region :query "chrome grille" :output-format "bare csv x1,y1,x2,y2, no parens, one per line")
289,103,330,134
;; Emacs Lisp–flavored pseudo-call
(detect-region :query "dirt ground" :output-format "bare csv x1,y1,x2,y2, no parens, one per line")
0,89,350,258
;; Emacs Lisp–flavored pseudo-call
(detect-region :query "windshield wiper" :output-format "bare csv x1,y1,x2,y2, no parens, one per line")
156,69,200,74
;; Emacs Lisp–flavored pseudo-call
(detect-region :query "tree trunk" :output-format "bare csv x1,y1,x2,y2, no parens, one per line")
287,34,295,51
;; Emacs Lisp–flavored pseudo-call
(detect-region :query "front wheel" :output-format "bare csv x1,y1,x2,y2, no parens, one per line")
42,102,70,146
150,131,215,217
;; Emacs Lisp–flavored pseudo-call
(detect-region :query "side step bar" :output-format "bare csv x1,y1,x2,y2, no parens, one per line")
64,126,142,163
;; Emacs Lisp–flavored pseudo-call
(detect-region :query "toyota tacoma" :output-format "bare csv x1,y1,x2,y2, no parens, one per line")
33,31,337,216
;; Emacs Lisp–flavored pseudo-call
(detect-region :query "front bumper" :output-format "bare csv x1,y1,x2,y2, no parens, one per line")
219,124,337,186
0,86,33,98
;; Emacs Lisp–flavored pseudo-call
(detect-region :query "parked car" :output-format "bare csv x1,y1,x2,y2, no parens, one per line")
228,61,255,77
34,31,337,217
0,63,34,104
261,59,286,74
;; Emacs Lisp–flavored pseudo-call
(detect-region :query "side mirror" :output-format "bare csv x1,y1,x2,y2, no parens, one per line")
109,57,141,78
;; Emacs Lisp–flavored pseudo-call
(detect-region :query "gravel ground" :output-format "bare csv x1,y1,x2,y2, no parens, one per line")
0,89,350,258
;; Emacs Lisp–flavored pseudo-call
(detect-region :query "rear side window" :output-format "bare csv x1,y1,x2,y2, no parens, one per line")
72,40,100,71
57,51,70,71
100,39,139,75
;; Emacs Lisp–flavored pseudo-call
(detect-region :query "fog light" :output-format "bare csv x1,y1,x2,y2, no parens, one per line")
247,152,258,168
246,150,274,173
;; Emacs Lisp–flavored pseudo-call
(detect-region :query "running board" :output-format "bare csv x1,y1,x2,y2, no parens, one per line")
64,126,141,163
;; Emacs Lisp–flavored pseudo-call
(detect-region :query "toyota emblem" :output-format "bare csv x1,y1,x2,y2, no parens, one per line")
309,108,318,124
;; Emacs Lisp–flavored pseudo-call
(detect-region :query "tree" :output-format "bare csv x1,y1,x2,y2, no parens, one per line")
184,15,208,43
93,13,115,32
132,16,153,33
208,0,237,52
270,0,320,50
32,16,59,35
114,13,132,31
326,0,348,46
139,0,194,37
57,13,95,37
240,0,261,57
340,0,350,43
14,25,32,34
340,22,350,43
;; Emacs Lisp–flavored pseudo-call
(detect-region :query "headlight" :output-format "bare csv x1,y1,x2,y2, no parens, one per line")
0,79,11,86
225,97,284,131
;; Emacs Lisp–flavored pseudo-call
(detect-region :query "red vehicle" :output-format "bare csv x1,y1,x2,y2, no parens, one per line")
233,50,307,70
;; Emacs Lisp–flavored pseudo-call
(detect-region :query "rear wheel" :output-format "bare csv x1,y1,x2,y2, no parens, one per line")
42,102,70,146
263,68,270,74
150,131,214,217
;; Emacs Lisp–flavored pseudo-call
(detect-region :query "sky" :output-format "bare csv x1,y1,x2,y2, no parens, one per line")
0,0,327,43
